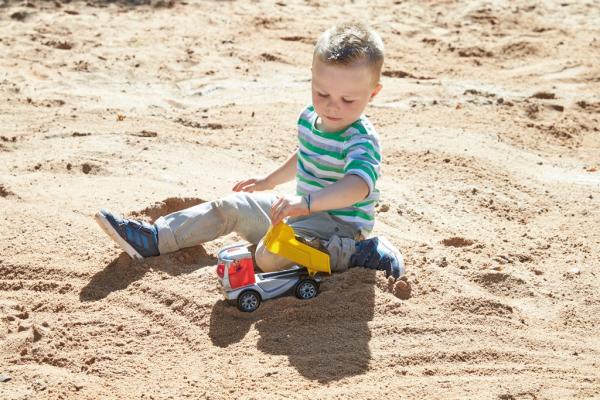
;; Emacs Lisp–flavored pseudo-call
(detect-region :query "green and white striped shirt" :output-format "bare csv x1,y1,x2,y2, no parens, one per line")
296,105,381,235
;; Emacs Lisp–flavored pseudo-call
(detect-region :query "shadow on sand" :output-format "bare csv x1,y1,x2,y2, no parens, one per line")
208,270,376,383
81,196,208,301
79,245,215,301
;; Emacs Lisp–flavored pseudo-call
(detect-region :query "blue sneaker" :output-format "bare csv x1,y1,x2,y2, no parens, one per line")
95,209,159,259
349,236,405,278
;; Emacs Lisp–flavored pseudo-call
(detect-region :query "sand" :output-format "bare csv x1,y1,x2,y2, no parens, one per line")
1,0,600,399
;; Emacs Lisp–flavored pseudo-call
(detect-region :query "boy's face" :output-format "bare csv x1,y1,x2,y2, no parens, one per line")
311,57,382,133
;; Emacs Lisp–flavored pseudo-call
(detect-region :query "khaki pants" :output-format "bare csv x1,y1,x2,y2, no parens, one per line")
154,192,360,272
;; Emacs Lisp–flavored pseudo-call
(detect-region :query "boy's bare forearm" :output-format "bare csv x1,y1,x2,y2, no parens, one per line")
265,150,298,188
310,175,369,212
268,174,369,225
232,150,297,193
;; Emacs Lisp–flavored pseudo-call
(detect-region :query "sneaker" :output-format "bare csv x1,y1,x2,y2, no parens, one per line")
95,209,159,259
349,236,405,278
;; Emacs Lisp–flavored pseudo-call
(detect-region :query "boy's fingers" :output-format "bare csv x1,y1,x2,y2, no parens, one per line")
269,201,280,219
234,180,254,192
270,197,287,223
271,197,283,211
274,203,296,224
232,181,245,191
271,213,281,225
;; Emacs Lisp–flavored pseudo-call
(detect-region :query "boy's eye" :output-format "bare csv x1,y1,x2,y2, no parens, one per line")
317,92,329,98
342,99,355,104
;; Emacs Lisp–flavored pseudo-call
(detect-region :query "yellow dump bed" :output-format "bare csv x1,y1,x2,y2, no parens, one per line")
264,222,331,276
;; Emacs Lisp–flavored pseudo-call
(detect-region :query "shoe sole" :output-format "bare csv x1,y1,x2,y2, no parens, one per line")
378,236,405,277
94,212,144,260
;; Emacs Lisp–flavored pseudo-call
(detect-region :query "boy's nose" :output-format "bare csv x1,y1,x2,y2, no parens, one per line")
326,98,340,112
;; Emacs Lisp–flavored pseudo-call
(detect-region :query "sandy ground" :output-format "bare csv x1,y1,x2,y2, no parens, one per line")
1,0,600,399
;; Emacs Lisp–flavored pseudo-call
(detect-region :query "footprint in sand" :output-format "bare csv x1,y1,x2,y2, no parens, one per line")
448,296,514,318
576,100,600,113
473,271,532,297
442,237,474,247
0,184,15,197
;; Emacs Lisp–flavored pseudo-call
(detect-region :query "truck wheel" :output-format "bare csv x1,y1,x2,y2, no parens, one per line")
295,279,318,300
237,290,261,312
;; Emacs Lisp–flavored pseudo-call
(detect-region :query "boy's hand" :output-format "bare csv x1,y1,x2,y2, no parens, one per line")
270,195,309,225
232,177,274,193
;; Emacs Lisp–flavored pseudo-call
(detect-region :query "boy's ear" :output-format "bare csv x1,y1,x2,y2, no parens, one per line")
369,83,382,101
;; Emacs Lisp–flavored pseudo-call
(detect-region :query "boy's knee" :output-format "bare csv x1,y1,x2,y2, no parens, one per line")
212,193,242,219
210,193,247,234
255,240,292,272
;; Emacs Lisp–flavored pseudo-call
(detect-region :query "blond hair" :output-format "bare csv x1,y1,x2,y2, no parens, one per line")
314,22,385,84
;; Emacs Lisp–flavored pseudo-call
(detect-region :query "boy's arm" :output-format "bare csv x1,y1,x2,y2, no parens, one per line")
269,174,369,225
264,150,298,188
270,133,380,225
232,150,297,192
309,174,369,211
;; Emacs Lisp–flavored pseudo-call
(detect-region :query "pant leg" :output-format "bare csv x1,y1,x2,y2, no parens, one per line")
154,192,277,254
287,211,359,241
154,192,360,273
323,235,357,273
288,212,360,273
255,212,360,273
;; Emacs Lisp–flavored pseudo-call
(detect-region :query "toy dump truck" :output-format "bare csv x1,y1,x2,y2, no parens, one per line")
216,222,331,312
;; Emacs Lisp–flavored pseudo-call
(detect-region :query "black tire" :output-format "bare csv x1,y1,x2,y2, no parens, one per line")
295,279,319,300
237,290,261,312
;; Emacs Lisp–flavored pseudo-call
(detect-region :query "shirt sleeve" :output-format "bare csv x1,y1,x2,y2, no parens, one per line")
297,104,315,126
343,133,381,195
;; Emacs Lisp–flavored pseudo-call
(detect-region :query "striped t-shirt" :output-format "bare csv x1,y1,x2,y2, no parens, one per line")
296,105,381,235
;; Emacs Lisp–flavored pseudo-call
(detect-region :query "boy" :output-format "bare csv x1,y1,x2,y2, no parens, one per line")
96,21,404,279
